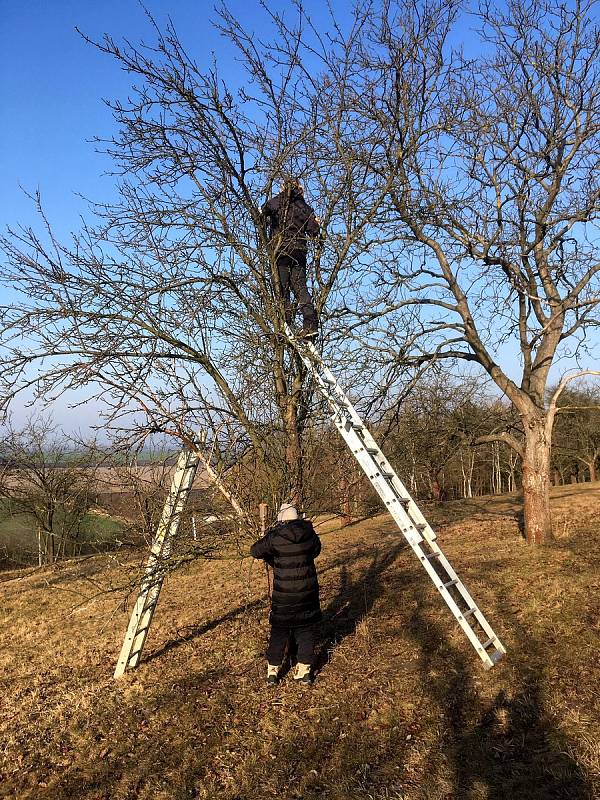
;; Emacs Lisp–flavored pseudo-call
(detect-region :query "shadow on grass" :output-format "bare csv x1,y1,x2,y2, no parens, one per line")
144,597,265,663
313,539,407,674
404,579,594,800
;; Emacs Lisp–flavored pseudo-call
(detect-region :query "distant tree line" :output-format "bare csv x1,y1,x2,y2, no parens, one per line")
307,378,600,520
1,379,599,569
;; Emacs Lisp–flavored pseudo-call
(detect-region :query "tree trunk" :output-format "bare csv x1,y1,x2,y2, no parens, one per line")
521,418,553,544
589,461,597,483
45,529,55,564
552,468,562,487
283,403,304,508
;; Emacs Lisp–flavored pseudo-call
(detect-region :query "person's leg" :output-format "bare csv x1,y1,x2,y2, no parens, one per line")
289,251,318,333
276,255,293,324
266,625,289,668
293,625,317,683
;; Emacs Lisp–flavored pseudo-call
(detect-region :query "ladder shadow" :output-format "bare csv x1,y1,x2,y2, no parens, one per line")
143,598,265,664
402,581,594,799
313,539,408,675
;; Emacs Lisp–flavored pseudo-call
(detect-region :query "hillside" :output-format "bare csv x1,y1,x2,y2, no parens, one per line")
1,484,599,800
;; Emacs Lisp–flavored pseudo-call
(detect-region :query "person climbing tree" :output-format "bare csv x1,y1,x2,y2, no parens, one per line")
262,178,320,339
250,502,322,685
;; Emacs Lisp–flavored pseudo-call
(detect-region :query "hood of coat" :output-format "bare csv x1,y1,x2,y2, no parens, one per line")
276,519,314,543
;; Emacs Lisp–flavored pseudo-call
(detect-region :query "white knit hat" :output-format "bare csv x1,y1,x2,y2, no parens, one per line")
277,502,299,522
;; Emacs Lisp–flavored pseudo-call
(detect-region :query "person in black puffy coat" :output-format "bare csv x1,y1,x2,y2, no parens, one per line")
251,502,322,685
261,178,320,339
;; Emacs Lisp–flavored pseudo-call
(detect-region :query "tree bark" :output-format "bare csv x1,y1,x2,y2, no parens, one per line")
521,418,553,544
283,402,304,508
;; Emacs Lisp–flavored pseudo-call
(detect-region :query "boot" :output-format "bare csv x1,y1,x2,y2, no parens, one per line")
297,317,318,340
297,305,318,340
266,663,280,686
293,662,313,685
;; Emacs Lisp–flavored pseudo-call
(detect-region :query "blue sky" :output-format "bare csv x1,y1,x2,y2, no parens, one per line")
1,0,325,238
0,0,331,432
1,1,599,433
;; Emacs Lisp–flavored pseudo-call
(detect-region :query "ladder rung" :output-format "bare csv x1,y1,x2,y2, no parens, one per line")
389,496,410,506
462,608,477,619
480,637,495,650
423,551,440,560
366,447,379,455
443,579,459,589
415,523,427,532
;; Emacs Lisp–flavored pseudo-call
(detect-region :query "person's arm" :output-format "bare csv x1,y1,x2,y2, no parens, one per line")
261,197,279,240
311,532,322,559
305,204,320,238
250,530,275,562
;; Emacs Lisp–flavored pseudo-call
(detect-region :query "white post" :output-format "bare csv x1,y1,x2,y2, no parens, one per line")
259,502,268,535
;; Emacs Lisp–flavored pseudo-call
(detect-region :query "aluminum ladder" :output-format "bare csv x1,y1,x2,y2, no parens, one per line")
114,446,200,677
288,329,506,669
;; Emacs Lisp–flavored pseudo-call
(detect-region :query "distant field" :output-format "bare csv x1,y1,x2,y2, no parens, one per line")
0,504,124,568
0,483,598,799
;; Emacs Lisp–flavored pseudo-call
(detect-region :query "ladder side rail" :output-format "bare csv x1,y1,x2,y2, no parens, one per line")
327,420,504,668
300,343,438,544
148,450,198,559
291,336,505,668
331,417,429,546
414,537,499,668
423,545,507,653
413,538,506,653
114,449,199,678
123,455,200,670
332,417,504,669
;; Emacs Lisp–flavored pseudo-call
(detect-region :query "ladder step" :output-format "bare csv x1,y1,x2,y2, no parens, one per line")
415,523,427,532
423,551,440,560
462,608,477,619
481,637,496,650
366,447,379,455
389,496,410,506
443,579,459,589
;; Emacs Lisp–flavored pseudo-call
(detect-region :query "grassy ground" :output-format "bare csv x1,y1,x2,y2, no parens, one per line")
0,484,599,800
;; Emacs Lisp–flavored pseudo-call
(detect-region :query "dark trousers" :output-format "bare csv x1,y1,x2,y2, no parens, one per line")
266,624,317,666
277,250,317,326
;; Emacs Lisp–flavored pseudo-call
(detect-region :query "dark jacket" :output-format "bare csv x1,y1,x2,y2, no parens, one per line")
251,519,322,627
262,188,320,255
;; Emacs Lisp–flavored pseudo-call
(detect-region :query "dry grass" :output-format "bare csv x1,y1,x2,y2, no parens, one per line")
1,484,599,799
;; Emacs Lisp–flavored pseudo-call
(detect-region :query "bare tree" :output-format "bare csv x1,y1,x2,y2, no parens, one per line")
0,417,98,565
552,383,600,482
0,6,393,513
329,0,600,542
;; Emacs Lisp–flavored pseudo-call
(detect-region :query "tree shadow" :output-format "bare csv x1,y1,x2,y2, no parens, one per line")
313,539,408,674
403,581,594,799
144,598,265,663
